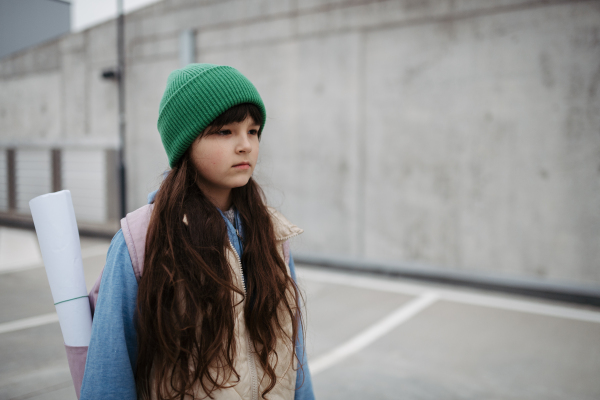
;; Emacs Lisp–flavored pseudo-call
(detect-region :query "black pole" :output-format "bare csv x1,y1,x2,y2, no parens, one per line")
117,0,126,218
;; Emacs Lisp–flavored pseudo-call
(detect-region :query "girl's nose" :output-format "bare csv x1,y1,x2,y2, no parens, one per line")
236,131,252,153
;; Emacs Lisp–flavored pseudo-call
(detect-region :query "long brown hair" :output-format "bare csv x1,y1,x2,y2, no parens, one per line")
135,104,303,399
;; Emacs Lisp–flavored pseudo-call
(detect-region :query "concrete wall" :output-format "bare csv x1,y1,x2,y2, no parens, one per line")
0,22,119,147
1,0,599,286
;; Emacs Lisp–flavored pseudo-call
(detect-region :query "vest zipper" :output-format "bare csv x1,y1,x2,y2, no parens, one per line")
228,240,259,400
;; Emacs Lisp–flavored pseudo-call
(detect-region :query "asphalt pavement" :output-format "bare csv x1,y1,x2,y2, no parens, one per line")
1,226,599,400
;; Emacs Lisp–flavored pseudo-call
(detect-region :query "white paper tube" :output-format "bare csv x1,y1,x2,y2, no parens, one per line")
29,190,92,346
55,297,93,346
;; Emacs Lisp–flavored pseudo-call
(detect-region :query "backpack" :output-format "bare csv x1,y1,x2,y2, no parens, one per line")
64,204,291,399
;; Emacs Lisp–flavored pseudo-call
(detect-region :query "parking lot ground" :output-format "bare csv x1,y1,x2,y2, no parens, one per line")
299,268,600,400
1,227,599,400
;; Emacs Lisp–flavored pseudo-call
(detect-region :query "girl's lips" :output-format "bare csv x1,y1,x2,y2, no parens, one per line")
233,162,251,169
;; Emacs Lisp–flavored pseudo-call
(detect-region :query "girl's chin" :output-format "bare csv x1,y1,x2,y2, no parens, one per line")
228,177,252,189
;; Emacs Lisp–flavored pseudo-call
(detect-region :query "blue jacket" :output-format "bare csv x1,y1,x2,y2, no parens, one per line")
80,192,315,399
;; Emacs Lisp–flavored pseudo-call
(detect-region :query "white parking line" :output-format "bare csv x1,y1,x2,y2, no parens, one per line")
297,268,600,324
440,290,600,323
0,313,59,335
0,243,110,275
0,243,110,335
310,292,439,375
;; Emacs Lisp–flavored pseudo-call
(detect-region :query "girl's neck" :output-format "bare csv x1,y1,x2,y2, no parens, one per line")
197,183,232,210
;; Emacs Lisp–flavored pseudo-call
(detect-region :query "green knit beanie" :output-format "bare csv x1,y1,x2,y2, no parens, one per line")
157,63,267,167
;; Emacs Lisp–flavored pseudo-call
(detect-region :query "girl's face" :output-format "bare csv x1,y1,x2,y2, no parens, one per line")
190,116,260,203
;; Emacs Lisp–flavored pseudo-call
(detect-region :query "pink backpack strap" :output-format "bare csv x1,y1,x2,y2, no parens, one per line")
87,203,153,317
65,345,87,399
120,203,154,282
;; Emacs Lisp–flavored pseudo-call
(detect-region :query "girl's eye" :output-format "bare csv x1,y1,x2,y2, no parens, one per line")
249,129,258,135
218,130,231,136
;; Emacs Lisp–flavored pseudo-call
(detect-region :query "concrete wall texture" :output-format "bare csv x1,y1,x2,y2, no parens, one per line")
0,0,599,286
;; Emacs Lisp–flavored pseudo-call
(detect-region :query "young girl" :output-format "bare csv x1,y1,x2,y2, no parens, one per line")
80,64,314,400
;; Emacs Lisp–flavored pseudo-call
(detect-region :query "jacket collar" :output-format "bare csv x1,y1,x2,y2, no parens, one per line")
267,207,304,241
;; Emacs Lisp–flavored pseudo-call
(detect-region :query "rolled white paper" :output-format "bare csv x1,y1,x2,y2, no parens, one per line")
55,297,93,346
29,190,92,347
